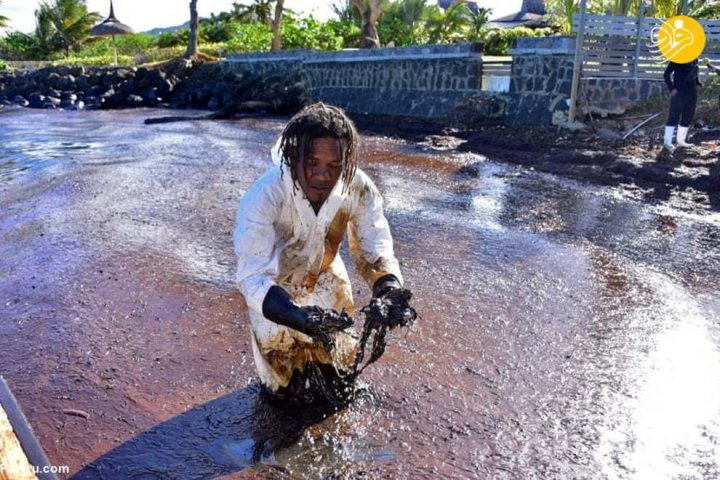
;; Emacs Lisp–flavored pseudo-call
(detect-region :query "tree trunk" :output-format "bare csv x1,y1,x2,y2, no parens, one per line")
352,0,381,49
359,12,380,48
185,0,199,58
271,0,285,51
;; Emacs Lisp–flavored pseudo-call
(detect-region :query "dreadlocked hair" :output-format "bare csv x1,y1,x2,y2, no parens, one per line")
278,102,359,195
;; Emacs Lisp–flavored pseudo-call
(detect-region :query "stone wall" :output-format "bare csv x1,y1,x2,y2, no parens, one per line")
504,37,668,124
504,37,575,125
224,43,484,119
581,78,667,113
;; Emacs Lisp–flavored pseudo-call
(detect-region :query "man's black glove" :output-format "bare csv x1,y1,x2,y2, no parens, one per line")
368,275,417,329
262,285,353,350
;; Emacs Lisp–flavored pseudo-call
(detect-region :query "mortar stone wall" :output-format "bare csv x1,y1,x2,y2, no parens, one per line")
223,44,483,119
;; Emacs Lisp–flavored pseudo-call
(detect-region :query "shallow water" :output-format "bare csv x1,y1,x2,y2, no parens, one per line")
1,108,719,479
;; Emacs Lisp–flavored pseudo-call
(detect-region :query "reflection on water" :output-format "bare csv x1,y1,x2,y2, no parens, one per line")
627,277,720,480
0,108,719,479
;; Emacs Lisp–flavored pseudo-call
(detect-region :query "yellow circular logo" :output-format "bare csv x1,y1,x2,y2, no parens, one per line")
655,16,706,63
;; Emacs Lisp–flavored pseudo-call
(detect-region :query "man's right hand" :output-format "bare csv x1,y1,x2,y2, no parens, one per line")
262,286,353,342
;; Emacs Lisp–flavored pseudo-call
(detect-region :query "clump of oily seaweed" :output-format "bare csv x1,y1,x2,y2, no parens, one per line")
300,289,418,407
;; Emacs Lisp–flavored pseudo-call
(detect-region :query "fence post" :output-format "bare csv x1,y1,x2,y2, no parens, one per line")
632,3,645,78
568,0,588,123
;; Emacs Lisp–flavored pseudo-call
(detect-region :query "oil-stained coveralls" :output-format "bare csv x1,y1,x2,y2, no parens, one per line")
663,60,701,149
233,160,403,393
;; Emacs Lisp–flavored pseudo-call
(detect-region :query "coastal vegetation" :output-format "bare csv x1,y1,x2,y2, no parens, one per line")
1,0,719,67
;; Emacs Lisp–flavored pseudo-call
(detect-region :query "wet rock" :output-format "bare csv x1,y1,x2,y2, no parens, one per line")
60,98,75,109
126,94,144,106
46,72,61,87
75,75,90,90
142,87,160,104
44,96,61,108
12,95,29,107
73,100,86,111
57,74,75,91
207,96,221,110
70,65,85,77
157,79,174,97
55,66,71,77
28,93,46,108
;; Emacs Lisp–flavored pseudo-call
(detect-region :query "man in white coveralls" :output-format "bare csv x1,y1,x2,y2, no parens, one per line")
234,103,414,405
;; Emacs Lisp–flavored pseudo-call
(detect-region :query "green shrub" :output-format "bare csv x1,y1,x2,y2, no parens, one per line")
378,18,428,46
201,21,239,43
0,59,6,70
51,54,134,67
225,23,273,53
282,16,344,51
157,29,189,48
115,33,158,54
0,31,38,60
483,27,553,56
326,20,361,49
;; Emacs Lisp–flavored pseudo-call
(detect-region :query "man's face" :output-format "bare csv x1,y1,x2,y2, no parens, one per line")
296,137,343,205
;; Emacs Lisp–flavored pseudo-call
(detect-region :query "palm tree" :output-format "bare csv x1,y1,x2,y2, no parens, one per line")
653,0,679,17
33,5,60,57
394,0,428,25
692,0,720,18
233,0,274,27
351,0,385,48
0,0,9,28
331,0,359,23
468,6,491,41
186,0,199,58
38,0,101,57
425,0,472,44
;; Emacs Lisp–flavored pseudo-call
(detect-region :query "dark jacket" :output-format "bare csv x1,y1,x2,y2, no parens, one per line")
664,60,701,93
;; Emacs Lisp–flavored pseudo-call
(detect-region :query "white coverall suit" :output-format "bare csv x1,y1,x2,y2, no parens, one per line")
233,161,403,392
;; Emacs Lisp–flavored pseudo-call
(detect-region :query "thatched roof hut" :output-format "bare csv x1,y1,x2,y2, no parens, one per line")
90,1,134,65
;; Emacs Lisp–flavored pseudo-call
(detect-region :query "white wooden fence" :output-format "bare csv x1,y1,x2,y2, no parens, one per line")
572,13,720,78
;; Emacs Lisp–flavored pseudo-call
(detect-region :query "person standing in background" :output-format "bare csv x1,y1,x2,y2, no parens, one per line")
663,59,702,153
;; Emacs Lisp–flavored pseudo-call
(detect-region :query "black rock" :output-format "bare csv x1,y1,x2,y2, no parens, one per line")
46,72,61,87
57,74,75,91
148,69,166,84
135,67,149,80
158,79,174,97
44,96,61,107
142,87,160,103
28,93,45,108
61,92,77,102
100,87,115,99
102,73,115,88
60,98,75,109
74,100,85,111
126,94,144,106
221,90,236,107
207,96,221,110
12,95,29,107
